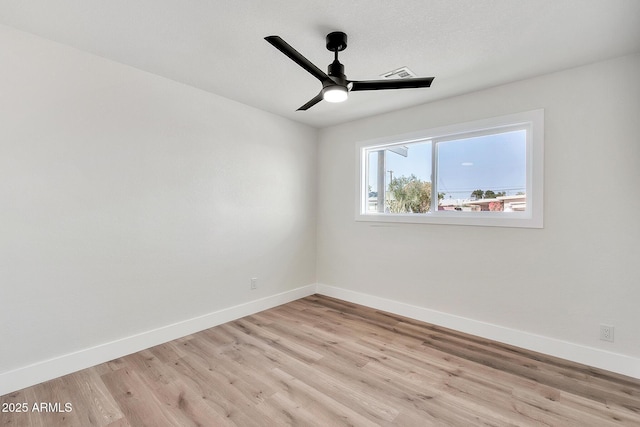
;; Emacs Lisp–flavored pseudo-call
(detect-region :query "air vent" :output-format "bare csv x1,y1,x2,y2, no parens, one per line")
380,66,417,79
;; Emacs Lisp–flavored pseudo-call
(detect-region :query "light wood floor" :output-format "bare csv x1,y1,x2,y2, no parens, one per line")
2,295,639,426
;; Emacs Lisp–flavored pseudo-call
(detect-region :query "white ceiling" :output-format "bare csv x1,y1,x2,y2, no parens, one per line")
1,1,639,128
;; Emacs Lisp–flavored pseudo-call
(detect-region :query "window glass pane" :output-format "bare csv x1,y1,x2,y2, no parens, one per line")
436,130,526,212
366,141,433,214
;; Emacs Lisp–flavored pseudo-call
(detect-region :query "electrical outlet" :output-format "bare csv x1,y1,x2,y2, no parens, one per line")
600,324,614,342
250,278,257,290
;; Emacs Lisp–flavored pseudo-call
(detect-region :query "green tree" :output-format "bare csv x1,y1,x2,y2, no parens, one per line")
387,175,432,213
471,189,508,200
471,189,484,200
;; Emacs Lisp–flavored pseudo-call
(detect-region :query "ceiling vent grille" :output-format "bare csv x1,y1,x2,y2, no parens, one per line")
380,66,417,79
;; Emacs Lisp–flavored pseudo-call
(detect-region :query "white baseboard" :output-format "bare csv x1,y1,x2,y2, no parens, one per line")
316,284,640,380
0,284,316,397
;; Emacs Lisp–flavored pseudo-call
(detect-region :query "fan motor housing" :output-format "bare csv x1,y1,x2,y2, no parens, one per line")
326,31,347,52
328,60,346,80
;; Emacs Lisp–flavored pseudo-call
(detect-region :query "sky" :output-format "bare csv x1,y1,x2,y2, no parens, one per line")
368,130,526,200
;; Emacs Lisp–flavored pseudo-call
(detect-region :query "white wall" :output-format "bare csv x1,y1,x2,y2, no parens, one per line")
0,25,317,387
317,54,640,375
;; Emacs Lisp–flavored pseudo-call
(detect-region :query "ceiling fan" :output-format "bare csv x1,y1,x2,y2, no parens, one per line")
265,31,434,111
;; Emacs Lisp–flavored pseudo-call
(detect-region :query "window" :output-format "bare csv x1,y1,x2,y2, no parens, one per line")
356,110,543,228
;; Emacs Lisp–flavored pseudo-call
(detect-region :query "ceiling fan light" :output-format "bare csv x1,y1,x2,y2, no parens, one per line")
322,85,348,103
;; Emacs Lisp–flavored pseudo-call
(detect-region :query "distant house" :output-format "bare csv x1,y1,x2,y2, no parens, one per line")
465,194,526,212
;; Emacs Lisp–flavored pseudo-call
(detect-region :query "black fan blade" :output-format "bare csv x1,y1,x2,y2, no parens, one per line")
350,77,434,91
297,92,323,111
265,36,330,83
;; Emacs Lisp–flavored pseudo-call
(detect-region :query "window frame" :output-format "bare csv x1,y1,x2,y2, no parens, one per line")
355,109,544,228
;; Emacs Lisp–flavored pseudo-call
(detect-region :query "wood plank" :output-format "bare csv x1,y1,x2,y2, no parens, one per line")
100,368,182,427
62,368,124,426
